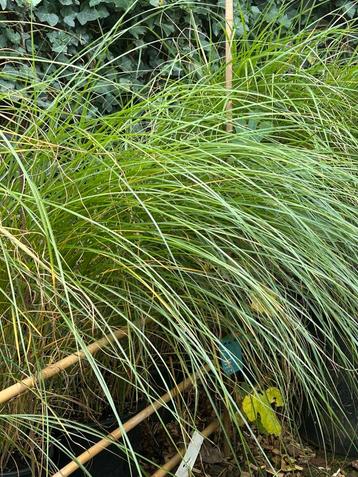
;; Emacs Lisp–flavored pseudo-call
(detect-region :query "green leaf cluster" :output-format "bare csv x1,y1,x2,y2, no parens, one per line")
0,0,356,112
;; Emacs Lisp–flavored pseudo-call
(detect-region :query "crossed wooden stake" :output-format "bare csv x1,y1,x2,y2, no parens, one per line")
0,326,218,477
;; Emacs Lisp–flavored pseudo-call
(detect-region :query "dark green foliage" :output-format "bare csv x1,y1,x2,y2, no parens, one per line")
0,0,356,111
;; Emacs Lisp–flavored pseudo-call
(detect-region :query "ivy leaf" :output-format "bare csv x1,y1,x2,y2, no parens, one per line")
341,1,356,18
278,14,292,28
89,0,116,5
160,21,175,35
77,6,109,25
0,34,7,48
264,5,279,22
76,27,90,45
130,25,146,39
113,0,135,7
251,6,260,16
26,0,43,6
0,79,16,91
118,56,133,72
5,27,21,45
46,30,72,53
235,21,246,37
36,11,60,26
61,6,78,27
63,14,76,26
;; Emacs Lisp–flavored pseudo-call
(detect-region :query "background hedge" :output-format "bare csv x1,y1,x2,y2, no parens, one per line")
0,0,356,112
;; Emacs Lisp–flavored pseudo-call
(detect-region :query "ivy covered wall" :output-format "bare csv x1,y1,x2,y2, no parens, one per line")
0,0,356,112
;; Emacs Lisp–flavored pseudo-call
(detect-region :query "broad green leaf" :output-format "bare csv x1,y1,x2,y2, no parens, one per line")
5,28,21,45
0,34,7,48
26,0,42,6
265,387,284,407
61,7,78,27
242,394,260,422
46,30,72,53
279,14,292,28
77,6,109,25
0,79,16,90
259,401,282,436
341,1,356,18
130,25,146,39
242,388,284,436
36,11,60,26
112,0,134,8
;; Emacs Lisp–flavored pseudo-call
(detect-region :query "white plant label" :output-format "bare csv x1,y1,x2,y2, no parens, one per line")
175,431,204,477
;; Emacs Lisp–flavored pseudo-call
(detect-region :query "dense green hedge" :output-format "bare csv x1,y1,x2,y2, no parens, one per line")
0,0,356,112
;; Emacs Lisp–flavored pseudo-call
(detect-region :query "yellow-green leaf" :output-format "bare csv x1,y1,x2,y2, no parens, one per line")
242,394,259,422
241,387,283,436
265,387,284,407
257,398,282,436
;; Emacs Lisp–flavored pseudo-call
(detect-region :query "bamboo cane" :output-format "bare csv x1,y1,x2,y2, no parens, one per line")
225,0,234,133
52,366,209,477
223,0,235,454
0,327,127,405
150,419,220,477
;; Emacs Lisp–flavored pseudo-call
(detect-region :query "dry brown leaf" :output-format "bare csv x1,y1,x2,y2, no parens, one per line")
266,470,285,477
286,443,301,458
200,443,224,464
281,463,304,472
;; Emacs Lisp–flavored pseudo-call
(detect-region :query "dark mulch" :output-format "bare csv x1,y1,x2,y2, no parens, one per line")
138,389,358,477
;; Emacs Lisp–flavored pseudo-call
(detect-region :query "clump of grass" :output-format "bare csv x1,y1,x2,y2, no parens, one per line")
0,14,357,475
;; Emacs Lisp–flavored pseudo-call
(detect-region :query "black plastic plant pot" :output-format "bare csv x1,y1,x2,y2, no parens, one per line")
0,448,54,477
54,416,141,477
0,467,33,477
300,354,358,457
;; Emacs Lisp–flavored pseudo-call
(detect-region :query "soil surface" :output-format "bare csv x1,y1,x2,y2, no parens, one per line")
138,390,358,477
141,418,358,477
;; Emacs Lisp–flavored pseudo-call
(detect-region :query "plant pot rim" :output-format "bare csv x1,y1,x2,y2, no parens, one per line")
0,465,33,477
0,444,54,477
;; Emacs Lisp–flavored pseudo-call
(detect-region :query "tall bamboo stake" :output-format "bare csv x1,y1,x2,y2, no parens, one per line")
150,419,220,477
225,0,234,133
52,366,209,477
0,327,127,405
223,0,235,454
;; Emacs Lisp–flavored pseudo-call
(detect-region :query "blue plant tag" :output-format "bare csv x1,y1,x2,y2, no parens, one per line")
220,335,243,375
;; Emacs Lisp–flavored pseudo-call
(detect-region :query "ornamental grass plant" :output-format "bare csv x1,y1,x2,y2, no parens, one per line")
0,12,357,475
